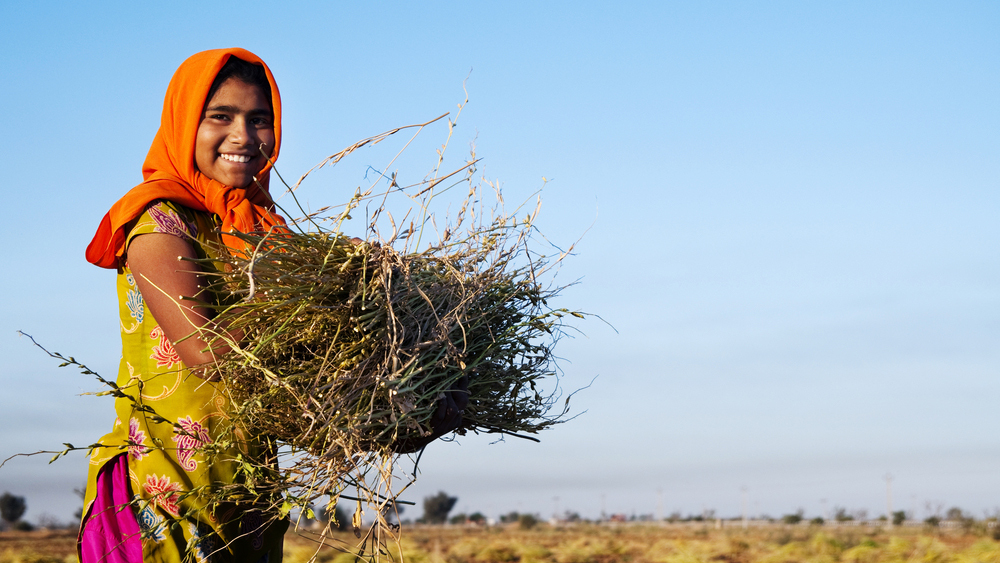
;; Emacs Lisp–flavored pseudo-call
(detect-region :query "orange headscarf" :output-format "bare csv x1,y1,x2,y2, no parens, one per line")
86,48,286,269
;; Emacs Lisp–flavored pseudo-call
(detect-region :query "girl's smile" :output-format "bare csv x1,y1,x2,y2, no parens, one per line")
194,77,274,188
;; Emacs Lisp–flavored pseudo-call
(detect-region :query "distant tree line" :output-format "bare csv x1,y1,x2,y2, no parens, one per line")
3,486,993,536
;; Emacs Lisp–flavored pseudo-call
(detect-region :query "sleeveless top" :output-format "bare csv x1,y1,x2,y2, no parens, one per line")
82,200,287,563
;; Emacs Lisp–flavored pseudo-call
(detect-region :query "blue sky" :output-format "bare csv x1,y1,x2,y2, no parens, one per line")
1,1,998,524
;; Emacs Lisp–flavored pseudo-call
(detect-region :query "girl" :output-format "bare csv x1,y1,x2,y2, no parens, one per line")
81,48,288,563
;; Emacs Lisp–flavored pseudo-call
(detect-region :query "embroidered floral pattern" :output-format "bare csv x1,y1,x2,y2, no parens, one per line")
127,287,144,322
188,523,218,563
143,474,183,516
173,416,211,471
128,417,149,461
149,204,196,238
149,326,181,367
138,371,183,402
135,495,166,542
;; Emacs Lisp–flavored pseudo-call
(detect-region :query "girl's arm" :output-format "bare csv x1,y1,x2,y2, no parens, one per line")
127,232,240,379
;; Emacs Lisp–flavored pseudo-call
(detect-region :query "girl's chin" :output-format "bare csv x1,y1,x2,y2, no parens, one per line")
214,170,258,188
212,159,264,187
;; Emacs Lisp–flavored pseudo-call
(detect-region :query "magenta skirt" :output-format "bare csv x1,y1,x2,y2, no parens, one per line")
80,455,143,563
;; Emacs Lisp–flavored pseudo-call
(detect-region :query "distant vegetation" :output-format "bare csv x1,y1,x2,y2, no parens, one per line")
0,492,31,531
2,486,996,536
420,491,459,525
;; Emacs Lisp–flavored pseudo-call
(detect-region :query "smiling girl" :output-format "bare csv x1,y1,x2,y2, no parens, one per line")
82,48,288,563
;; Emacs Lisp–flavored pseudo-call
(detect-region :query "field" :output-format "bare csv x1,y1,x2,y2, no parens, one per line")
4,524,1000,563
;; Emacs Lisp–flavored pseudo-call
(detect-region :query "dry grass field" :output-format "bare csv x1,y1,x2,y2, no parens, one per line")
0,529,77,563
5,523,1000,563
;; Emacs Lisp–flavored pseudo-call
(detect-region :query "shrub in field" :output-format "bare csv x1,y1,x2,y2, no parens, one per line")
782,511,804,525
518,514,539,530
422,492,458,524
834,507,855,522
449,513,468,525
0,493,27,528
499,512,520,524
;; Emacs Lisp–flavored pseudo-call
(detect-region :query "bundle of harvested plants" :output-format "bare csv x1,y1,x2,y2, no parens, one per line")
203,208,573,458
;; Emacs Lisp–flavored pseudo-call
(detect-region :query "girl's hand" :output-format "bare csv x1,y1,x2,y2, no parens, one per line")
390,375,469,453
430,374,469,435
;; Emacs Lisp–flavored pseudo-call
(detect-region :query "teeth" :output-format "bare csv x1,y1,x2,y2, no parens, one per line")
221,154,252,163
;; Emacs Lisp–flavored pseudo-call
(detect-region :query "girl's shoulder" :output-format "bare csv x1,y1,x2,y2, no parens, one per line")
126,200,217,246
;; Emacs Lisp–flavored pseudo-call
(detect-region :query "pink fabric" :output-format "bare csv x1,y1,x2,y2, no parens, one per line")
81,455,143,563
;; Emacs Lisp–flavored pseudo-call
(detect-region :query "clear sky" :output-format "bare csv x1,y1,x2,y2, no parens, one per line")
1,1,998,525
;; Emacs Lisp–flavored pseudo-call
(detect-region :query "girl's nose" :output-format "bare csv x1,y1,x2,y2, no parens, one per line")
228,118,253,145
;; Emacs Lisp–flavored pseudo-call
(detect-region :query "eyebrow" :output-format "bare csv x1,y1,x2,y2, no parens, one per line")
204,104,273,118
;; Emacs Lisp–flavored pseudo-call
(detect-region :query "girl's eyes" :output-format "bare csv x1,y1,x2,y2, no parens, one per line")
204,114,272,126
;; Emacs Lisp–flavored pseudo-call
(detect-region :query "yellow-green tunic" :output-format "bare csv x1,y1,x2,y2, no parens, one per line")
82,200,286,563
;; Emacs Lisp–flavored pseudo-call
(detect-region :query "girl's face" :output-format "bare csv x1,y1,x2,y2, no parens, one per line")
194,77,275,188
